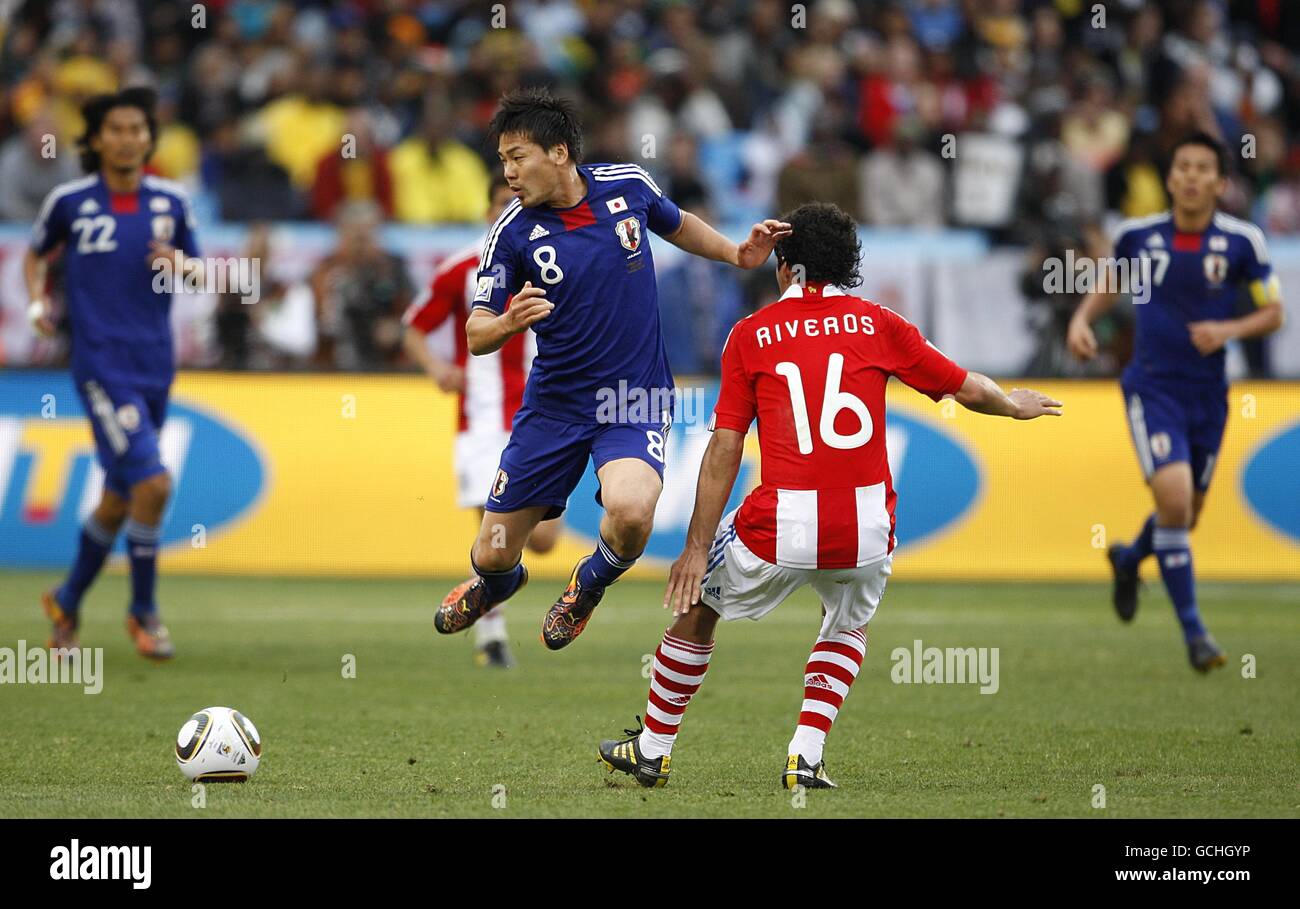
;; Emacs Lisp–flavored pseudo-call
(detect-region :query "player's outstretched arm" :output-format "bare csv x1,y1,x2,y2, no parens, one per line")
403,325,464,392
665,428,746,617
955,372,1062,420
665,212,792,269
465,281,552,355
1188,300,1284,355
1066,290,1120,361
23,247,56,338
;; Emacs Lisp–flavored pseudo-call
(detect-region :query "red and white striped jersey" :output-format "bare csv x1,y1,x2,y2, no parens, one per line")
710,282,967,569
403,239,534,434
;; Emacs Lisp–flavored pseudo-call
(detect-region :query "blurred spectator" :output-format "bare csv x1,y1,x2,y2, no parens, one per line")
0,112,80,220
1261,147,1300,234
310,201,413,370
50,0,142,52
1020,223,1130,377
214,224,277,370
584,107,635,165
908,0,965,53
0,0,1294,239
178,14,243,136
202,118,297,222
3,0,1300,376
860,117,944,227
54,28,119,104
390,97,489,224
255,59,346,190
778,102,861,219
1061,71,1130,174
665,133,709,212
517,0,588,74
711,0,793,128
1161,0,1283,134
627,47,733,174
1241,116,1288,204
1114,4,1164,107
310,108,394,222
1106,132,1169,219
858,35,932,148
768,0,856,155
150,92,201,183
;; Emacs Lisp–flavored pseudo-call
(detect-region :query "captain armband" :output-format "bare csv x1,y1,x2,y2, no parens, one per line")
1249,275,1282,307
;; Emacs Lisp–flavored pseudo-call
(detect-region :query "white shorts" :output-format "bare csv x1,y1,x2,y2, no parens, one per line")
699,510,893,637
454,429,512,509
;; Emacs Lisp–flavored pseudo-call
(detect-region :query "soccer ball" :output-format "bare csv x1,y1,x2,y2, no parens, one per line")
175,706,262,782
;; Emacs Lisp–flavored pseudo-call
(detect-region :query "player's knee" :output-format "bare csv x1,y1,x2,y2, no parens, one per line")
602,490,656,537
471,534,518,572
1152,487,1192,528
526,524,561,555
132,471,172,509
95,494,129,530
676,603,718,642
1156,503,1193,529
526,537,558,556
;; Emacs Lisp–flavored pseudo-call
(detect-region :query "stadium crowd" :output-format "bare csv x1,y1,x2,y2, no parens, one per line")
2,0,1297,374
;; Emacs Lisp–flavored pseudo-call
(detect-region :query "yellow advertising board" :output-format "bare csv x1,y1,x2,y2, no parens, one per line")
3,372,1296,580
883,381,1300,580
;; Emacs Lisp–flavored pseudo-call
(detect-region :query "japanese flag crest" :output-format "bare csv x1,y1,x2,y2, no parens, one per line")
615,216,641,252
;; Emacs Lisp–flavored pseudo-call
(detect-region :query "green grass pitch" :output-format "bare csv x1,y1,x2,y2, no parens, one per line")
1,571,1296,818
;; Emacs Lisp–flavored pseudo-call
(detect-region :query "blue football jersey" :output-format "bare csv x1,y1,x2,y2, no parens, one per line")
474,163,683,423
32,173,200,390
1114,210,1273,385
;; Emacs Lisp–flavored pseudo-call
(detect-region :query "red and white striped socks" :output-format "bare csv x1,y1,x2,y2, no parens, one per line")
638,632,714,759
788,627,866,765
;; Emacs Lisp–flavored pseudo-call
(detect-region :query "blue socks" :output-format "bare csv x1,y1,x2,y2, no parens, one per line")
1117,514,1155,572
56,516,118,614
124,518,161,618
578,536,638,590
1153,525,1205,643
473,556,526,603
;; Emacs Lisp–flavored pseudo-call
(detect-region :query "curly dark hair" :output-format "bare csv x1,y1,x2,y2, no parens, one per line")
488,87,583,164
773,202,863,289
77,86,158,173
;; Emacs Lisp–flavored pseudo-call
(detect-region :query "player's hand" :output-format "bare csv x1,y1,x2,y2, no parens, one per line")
735,219,792,269
1008,388,1063,419
1188,320,1232,356
27,297,56,338
432,362,465,393
664,544,709,617
1066,315,1097,361
147,240,178,271
502,281,553,334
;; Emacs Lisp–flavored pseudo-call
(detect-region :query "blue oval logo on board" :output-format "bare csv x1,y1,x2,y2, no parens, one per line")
565,386,980,561
1242,422,1300,542
0,372,264,568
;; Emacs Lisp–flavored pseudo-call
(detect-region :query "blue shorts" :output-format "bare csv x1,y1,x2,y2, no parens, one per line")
1120,376,1228,492
485,406,670,519
74,378,169,498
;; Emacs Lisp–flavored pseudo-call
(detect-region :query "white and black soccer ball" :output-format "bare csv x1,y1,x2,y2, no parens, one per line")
175,706,262,782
